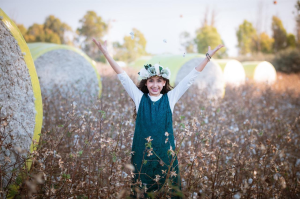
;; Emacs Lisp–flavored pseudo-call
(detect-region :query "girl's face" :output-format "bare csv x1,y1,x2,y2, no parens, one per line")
146,76,166,96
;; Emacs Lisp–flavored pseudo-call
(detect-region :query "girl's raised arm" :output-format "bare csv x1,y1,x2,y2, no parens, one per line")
93,38,143,111
92,38,123,74
195,44,224,72
167,44,224,112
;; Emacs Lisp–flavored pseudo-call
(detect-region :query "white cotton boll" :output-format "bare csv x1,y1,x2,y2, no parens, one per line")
296,172,300,180
122,171,128,178
274,173,279,181
233,193,241,199
248,178,253,184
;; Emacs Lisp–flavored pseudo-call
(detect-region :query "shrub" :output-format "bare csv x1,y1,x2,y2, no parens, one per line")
272,48,300,73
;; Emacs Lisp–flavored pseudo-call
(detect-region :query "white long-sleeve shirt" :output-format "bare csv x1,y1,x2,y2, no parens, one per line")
117,67,201,113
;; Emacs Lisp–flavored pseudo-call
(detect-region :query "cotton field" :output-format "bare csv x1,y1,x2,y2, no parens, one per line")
1,66,299,198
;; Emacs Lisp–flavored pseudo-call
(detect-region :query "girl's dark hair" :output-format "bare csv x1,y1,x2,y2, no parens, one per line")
132,77,173,119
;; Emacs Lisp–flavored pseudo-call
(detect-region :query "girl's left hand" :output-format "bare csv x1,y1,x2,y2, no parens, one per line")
207,44,224,57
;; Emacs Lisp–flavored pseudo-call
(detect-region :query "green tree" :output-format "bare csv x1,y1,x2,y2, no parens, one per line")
251,32,274,54
259,32,274,54
236,20,257,55
77,11,108,61
195,25,226,58
43,15,72,44
287,33,296,48
25,23,61,44
113,28,147,63
272,16,287,52
16,15,71,45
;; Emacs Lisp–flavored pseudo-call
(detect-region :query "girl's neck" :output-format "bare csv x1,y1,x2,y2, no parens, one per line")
148,93,162,97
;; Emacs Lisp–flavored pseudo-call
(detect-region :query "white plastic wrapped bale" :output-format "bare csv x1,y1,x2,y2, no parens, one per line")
0,9,43,186
242,61,277,84
175,57,225,98
216,59,246,86
28,43,102,103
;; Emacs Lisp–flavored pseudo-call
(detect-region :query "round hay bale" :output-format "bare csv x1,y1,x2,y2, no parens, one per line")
175,57,225,98
0,9,43,181
242,61,277,84
132,54,225,98
28,43,102,103
215,59,246,86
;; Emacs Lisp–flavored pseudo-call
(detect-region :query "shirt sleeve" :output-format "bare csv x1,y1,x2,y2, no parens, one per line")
117,71,143,112
167,67,201,112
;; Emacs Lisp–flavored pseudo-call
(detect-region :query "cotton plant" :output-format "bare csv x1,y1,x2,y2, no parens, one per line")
6,71,300,198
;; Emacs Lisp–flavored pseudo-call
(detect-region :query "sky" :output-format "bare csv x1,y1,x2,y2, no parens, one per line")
1,0,298,57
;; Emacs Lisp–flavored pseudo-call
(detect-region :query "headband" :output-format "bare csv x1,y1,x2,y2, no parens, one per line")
138,63,171,80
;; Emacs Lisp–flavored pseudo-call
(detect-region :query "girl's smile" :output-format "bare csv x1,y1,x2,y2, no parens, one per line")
145,76,166,97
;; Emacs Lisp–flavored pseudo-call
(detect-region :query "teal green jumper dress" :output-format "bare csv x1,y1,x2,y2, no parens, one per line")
131,93,182,198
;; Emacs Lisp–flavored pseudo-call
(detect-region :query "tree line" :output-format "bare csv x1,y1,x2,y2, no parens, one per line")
17,1,300,67
17,11,146,63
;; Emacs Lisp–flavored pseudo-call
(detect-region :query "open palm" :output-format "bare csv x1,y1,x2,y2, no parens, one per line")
93,38,108,54
207,44,224,57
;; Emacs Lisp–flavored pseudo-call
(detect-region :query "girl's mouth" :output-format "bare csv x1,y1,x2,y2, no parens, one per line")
151,88,159,92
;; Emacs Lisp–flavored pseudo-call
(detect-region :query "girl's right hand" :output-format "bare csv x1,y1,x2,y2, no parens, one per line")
93,38,108,54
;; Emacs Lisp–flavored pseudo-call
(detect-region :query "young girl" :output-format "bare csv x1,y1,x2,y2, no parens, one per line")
93,38,223,198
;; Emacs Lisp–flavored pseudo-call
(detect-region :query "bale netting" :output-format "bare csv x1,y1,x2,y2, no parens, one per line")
28,43,102,105
242,61,277,84
0,9,43,185
215,59,246,87
133,54,225,98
